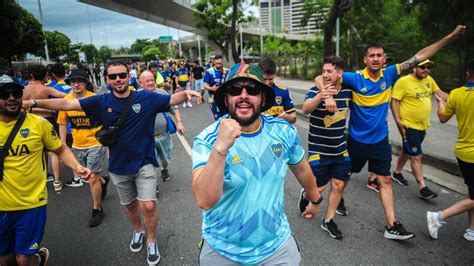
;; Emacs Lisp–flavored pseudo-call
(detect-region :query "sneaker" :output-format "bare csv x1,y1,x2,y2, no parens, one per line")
53,181,63,192
46,173,54,183
187,101,193,108
130,231,145,252
367,178,380,193
336,199,348,216
182,103,187,108
392,172,408,186
147,242,161,265
384,221,415,240
65,177,83,187
321,219,343,240
419,186,438,200
161,169,170,182
297,188,309,214
427,211,444,239
463,228,474,241
36,247,49,266
89,208,105,228
101,175,110,199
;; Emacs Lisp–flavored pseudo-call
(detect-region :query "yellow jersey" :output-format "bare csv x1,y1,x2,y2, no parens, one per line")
0,113,62,211
57,91,102,149
392,74,439,130
443,83,474,163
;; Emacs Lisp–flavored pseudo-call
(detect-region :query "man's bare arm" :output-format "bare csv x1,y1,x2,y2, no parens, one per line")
399,25,466,72
23,98,83,111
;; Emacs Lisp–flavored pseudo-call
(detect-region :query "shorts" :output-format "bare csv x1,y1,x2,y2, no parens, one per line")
403,128,426,156
0,205,47,256
309,153,351,187
456,157,474,200
72,146,107,174
155,133,173,165
348,135,392,177
109,164,157,205
199,235,300,265
194,79,204,92
178,81,190,91
209,100,224,121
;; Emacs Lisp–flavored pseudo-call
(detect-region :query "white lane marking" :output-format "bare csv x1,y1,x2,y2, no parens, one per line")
177,133,193,156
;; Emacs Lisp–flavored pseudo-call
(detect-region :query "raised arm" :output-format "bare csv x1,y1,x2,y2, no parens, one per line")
399,25,466,72
434,94,453,123
170,90,202,105
23,98,83,112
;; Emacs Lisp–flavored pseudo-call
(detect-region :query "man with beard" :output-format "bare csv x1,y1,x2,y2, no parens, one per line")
0,74,91,266
203,55,229,120
23,61,201,265
391,59,447,199
192,63,322,264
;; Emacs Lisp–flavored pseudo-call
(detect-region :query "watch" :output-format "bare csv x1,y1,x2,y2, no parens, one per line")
308,195,323,205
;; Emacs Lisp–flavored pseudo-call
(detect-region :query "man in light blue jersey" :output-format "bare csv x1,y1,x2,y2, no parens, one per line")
315,25,466,240
192,63,322,265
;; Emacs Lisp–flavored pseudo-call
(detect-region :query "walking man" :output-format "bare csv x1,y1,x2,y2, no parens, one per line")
22,61,202,265
427,59,474,241
57,68,109,227
0,74,91,266
301,56,351,240
203,55,228,120
391,59,447,199
192,63,322,264
258,57,297,124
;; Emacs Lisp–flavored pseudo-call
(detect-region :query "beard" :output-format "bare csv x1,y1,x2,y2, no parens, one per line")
228,99,261,126
112,84,128,95
2,100,22,118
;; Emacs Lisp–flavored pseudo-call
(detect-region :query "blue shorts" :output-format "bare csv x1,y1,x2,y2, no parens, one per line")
0,205,47,256
403,128,426,156
309,154,351,187
209,98,224,121
348,136,392,177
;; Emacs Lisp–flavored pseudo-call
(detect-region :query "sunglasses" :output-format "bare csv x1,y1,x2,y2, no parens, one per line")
107,72,128,80
418,65,431,70
0,90,23,100
70,79,86,85
227,84,262,96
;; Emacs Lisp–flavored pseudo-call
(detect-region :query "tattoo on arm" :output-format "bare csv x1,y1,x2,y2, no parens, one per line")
399,56,419,73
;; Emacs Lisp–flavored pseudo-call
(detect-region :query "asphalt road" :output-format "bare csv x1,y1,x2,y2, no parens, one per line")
42,96,473,265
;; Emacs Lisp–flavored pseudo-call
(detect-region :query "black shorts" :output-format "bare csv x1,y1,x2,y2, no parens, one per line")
403,128,426,156
348,135,392,177
456,157,474,200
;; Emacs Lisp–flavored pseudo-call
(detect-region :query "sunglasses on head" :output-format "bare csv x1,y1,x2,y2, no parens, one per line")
0,90,23,100
107,72,128,80
418,65,431,70
227,84,262,96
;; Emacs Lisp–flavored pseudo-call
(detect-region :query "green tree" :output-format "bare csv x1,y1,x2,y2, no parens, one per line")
142,46,162,62
37,31,71,61
80,44,99,63
98,45,112,62
0,1,44,65
130,38,153,54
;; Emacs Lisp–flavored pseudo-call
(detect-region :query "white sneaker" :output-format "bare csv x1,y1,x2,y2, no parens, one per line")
464,228,474,241
427,211,444,239
187,101,193,107
182,103,187,108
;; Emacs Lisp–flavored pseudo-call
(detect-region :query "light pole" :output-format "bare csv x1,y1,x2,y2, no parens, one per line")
37,0,50,61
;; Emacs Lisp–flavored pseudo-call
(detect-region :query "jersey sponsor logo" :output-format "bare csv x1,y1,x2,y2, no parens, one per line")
380,81,387,90
20,128,30,138
263,106,284,117
29,243,39,250
132,103,141,113
323,109,348,128
275,96,282,105
9,144,30,156
271,142,283,158
231,154,243,165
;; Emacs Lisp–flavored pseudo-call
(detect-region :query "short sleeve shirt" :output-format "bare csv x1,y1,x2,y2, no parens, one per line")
192,115,304,264
262,83,296,117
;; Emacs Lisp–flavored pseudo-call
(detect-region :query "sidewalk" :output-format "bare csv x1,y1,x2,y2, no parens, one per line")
275,76,466,193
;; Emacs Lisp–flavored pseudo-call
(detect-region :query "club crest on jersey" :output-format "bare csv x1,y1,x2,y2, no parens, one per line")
271,142,283,158
380,81,387,90
20,128,30,138
275,96,282,105
132,103,141,113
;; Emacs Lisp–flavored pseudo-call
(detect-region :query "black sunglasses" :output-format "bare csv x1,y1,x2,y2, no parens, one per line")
418,65,431,70
107,72,128,80
0,90,23,100
227,84,262,96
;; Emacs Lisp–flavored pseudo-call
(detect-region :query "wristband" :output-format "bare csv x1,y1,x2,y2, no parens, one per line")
308,195,323,205
31,99,38,108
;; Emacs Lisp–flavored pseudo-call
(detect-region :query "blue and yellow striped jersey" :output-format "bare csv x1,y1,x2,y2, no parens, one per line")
342,64,401,144
192,114,304,264
305,86,351,162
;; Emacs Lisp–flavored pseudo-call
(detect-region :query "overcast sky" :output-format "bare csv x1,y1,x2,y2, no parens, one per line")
18,0,193,49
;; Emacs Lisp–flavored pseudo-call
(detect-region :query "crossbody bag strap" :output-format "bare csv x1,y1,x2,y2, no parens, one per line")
114,90,135,129
0,112,27,182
